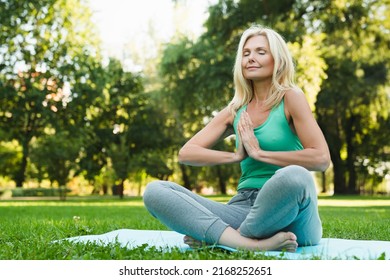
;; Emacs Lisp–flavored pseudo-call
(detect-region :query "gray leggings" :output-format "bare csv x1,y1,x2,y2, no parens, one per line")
143,165,322,246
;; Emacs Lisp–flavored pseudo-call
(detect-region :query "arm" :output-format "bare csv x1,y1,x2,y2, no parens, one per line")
178,107,246,166
238,90,330,171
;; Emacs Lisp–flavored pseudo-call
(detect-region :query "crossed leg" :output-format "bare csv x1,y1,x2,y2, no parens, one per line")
144,166,320,253
184,227,298,252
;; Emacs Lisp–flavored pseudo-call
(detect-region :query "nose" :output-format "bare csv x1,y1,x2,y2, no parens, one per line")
247,52,255,62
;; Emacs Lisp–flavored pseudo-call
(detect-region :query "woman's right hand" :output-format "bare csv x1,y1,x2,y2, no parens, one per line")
234,136,248,162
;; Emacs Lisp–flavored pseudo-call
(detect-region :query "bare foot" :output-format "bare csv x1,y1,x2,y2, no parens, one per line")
183,235,205,248
219,227,298,253
185,230,298,253
256,232,298,252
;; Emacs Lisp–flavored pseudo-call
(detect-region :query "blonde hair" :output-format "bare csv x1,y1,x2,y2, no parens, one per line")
228,25,297,116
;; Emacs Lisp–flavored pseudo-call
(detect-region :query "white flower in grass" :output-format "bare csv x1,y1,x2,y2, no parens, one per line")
73,216,81,221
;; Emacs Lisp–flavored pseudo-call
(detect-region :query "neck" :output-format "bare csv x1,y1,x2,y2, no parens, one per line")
252,80,271,103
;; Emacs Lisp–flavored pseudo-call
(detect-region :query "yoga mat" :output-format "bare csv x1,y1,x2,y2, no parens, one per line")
61,229,390,260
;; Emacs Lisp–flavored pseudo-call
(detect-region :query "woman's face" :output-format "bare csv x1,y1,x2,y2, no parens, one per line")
241,35,274,82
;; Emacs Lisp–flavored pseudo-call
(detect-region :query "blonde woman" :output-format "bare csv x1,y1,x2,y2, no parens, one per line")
143,25,330,252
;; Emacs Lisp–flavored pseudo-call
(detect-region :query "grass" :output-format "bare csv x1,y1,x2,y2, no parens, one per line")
0,195,389,260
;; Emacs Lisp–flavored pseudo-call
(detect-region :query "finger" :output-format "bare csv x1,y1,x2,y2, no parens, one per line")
238,120,246,135
240,111,249,124
239,117,250,131
241,111,253,128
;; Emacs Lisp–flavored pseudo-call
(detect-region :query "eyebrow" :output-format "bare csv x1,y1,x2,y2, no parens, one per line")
242,46,268,52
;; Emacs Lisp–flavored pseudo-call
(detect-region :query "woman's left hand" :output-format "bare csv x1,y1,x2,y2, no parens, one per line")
238,111,261,159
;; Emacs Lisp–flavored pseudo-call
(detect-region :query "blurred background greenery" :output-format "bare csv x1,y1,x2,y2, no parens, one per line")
0,0,389,198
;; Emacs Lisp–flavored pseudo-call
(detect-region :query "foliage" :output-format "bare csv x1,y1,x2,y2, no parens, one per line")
30,131,82,186
0,140,21,180
0,0,389,195
0,0,102,186
96,59,173,196
314,0,390,193
0,1,173,194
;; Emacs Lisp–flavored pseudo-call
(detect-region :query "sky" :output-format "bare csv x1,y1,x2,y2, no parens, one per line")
88,0,215,64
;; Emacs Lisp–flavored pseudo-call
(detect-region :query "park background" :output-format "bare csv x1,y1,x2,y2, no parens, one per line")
0,0,389,199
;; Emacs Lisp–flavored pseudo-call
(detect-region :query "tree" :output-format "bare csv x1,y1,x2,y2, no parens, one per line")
29,131,81,199
0,0,102,187
0,140,21,182
314,0,390,194
96,59,173,197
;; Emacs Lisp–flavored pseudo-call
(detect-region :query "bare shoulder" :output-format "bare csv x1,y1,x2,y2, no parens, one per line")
284,88,312,119
213,106,235,126
284,88,307,105
206,106,238,140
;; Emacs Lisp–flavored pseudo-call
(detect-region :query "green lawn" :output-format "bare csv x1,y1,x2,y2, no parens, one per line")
0,195,389,260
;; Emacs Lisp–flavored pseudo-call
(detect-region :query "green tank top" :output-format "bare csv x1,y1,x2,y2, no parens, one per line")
233,99,303,190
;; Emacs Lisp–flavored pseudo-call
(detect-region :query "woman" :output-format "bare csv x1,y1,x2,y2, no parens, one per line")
143,25,330,252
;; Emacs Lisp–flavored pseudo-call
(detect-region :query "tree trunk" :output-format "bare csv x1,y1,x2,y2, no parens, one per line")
216,165,227,194
346,115,358,194
321,172,327,193
118,179,124,199
330,146,347,194
15,137,30,187
180,165,191,189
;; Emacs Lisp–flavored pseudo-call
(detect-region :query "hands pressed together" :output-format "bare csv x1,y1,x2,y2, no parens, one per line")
237,111,261,160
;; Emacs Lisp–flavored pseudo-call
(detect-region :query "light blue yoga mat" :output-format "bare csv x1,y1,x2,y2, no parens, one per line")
63,229,390,260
